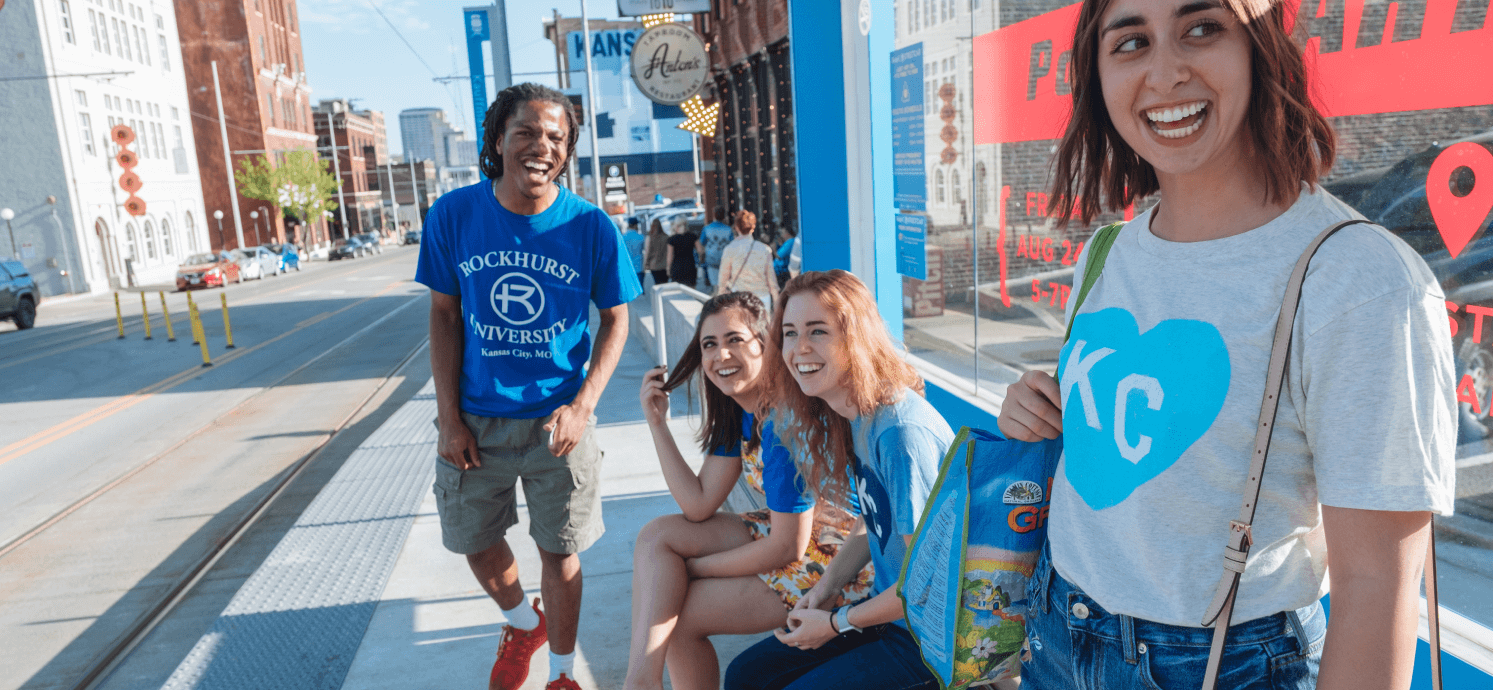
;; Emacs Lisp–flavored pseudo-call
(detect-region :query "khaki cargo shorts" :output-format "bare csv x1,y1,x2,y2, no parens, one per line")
432,411,603,556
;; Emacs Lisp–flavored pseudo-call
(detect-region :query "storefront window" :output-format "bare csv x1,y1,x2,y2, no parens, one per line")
894,0,1493,637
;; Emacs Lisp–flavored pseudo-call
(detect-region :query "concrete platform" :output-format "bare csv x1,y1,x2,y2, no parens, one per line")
144,325,764,689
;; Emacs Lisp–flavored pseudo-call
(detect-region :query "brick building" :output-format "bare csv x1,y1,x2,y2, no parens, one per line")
314,99,390,239
691,1,796,243
175,0,319,251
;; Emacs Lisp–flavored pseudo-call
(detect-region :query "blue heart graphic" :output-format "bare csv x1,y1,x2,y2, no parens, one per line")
1059,308,1230,510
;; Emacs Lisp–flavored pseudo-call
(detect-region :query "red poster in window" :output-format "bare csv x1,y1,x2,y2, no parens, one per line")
973,0,1493,146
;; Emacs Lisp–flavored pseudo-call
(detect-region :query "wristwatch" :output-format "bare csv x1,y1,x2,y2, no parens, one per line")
832,604,863,635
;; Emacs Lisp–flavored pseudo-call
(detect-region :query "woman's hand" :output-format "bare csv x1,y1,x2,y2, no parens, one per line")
998,370,1064,441
792,580,835,612
640,365,669,427
775,607,838,650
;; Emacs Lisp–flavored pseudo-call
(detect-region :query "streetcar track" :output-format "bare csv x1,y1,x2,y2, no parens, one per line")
0,291,427,560
0,280,411,468
75,334,431,690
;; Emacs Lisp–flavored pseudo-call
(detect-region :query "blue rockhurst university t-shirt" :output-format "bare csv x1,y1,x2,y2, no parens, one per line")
415,182,643,419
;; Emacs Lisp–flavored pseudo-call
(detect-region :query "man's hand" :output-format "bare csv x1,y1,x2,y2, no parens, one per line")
438,416,480,470
775,607,837,650
998,370,1064,441
543,401,593,457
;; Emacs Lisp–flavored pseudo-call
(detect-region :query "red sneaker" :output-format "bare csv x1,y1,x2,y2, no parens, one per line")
545,673,582,690
489,598,547,690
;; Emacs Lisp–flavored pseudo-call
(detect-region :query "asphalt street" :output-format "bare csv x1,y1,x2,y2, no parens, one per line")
0,247,430,690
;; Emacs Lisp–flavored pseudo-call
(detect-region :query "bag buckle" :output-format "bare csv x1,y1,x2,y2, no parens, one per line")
1229,520,1253,548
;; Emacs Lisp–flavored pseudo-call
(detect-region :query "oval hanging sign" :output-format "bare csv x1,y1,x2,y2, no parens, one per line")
630,23,708,106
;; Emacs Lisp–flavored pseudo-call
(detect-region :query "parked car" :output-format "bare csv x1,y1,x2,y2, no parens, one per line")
176,251,242,290
329,237,365,260
0,258,39,330
266,243,301,272
357,232,385,255
402,230,421,245
235,246,280,280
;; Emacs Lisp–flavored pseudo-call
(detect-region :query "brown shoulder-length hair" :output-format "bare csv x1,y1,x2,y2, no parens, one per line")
1047,0,1335,226
769,270,923,505
661,291,773,456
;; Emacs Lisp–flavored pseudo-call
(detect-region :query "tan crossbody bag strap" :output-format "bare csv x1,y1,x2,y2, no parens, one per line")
1198,219,1443,690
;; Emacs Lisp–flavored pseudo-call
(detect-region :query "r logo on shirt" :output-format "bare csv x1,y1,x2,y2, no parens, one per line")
490,272,546,325
855,459,895,552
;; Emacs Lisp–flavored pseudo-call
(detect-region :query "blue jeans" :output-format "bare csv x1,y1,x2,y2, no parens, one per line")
1023,543,1326,690
724,623,938,690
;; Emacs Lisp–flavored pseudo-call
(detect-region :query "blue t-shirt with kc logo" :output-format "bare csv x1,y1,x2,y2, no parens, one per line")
415,182,642,419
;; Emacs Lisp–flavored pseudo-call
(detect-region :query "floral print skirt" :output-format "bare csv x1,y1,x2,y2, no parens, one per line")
741,509,876,610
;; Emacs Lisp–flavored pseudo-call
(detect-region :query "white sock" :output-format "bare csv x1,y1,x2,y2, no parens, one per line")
501,598,539,631
548,650,575,681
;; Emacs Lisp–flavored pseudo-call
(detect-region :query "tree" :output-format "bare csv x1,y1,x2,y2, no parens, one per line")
234,150,338,238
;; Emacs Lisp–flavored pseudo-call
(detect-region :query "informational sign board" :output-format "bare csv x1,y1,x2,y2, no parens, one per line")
896,213,928,280
604,163,630,205
891,43,926,211
630,24,709,105
464,8,491,149
617,0,712,15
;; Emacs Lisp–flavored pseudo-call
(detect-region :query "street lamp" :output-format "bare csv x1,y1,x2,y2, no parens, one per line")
249,210,262,246
213,209,225,249
0,208,14,257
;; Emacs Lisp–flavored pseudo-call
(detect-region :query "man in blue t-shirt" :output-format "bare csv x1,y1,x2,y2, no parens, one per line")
697,206,733,290
415,83,641,690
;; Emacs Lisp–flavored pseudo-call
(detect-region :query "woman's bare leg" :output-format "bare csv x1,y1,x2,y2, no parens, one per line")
665,575,790,690
623,513,754,690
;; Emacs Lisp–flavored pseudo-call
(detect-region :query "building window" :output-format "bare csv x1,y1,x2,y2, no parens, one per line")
184,212,197,252
935,168,946,203
952,167,962,204
171,106,179,120
155,14,163,30
266,94,275,124
153,122,166,158
80,113,95,155
60,1,76,44
158,34,169,69
75,89,87,106
259,35,267,62
143,220,157,260
135,25,149,65
110,17,123,57
125,221,138,260
88,9,101,51
160,218,173,255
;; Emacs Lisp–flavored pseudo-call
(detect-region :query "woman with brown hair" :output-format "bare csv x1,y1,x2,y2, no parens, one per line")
643,217,670,286
1000,1,1455,688
625,291,871,690
725,270,954,690
716,210,778,309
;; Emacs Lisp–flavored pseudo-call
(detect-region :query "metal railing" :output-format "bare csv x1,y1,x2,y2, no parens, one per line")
650,282,712,368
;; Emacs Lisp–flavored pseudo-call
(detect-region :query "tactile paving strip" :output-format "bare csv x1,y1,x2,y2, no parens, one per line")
158,382,438,690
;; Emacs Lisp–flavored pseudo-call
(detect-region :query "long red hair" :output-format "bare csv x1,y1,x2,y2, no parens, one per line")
769,270,923,505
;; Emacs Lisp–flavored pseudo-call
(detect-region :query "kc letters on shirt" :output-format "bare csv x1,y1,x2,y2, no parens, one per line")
416,183,641,419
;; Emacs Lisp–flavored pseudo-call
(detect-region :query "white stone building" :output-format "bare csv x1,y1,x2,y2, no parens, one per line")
0,0,209,293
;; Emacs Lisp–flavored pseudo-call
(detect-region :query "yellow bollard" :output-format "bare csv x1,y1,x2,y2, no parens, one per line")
114,292,126,339
220,292,236,349
190,302,212,367
140,292,153,341
159,292,176,342
187,292,199,345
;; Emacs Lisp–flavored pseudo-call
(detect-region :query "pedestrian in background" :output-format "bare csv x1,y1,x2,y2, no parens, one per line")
667,217,699,290
717,210,777,310
416,82,642,690
774,227,797,289
623,217,646,289
698,206,734,290
644,217,670,287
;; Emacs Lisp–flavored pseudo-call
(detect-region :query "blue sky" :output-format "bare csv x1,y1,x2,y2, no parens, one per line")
298,0,628,156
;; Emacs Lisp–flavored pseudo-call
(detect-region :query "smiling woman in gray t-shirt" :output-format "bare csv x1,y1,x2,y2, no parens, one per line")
997,1,1455,689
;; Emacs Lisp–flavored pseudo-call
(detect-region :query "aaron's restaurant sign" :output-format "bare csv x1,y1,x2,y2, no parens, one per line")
630,23,709,106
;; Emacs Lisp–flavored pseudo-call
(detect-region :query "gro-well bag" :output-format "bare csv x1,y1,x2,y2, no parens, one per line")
898,428,1062,688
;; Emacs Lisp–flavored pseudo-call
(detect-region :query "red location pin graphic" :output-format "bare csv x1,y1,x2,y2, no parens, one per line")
1428,142,1493,259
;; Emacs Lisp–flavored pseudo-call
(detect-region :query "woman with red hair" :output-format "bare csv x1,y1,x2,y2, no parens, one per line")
724,270,954,690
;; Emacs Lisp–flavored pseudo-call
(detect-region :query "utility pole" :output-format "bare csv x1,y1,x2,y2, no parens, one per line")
385,160,400,233
211,61,246,249
579,0,604,207
553,8,578,194
407,156,421,229
329,111,349,239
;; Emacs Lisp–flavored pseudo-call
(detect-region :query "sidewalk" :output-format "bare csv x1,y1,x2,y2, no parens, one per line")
151,326,762,689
